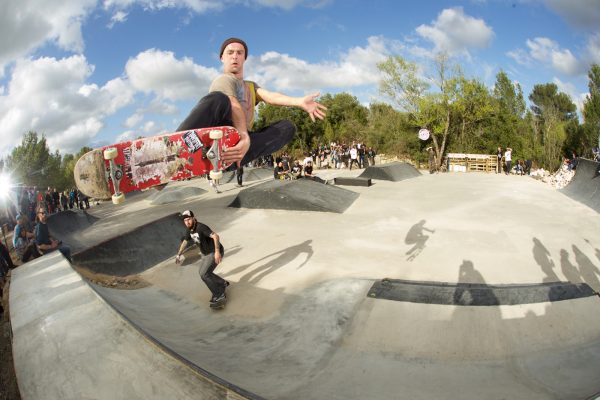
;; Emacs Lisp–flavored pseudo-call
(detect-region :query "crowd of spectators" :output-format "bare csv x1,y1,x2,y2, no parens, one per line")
0,186,84,277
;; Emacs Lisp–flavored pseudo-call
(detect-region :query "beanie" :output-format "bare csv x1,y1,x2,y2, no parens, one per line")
219,37,248,59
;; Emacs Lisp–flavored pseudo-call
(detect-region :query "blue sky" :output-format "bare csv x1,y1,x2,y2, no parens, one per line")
1,0,599,157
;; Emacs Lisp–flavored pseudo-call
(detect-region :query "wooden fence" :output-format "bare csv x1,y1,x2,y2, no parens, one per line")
446,153,498,173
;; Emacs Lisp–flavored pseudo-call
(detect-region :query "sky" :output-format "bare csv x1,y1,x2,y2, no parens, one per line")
1,0,599,157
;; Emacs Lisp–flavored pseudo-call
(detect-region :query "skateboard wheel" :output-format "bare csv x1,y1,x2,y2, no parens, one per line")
209,129,223,140
112,193,125,204
103,148,118,160
209,171,223,180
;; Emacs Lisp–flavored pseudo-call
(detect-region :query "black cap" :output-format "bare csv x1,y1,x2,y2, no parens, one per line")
180,210,194,219
219,37,248,59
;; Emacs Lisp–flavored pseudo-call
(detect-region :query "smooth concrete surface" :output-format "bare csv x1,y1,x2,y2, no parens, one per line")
9,252,256,400
9,170,600,399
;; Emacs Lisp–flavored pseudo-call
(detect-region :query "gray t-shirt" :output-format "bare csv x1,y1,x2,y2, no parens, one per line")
209,74,260,129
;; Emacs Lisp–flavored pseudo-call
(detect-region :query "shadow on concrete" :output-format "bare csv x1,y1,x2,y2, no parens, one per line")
404,220,435,261
224,240,314,284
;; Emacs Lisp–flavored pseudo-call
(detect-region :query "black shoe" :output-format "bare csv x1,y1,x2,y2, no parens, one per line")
211,293,226,304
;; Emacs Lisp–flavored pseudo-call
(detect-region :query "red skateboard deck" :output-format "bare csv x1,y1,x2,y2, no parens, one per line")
74,126,239,203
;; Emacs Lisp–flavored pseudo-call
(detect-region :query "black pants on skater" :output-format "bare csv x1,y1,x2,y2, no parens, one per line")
177,92,296,165
198,252,227,299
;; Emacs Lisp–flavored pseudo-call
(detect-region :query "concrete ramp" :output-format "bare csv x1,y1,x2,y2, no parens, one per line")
72,213,185,276
359,162,421,182
47,210,99,249
561,158,600,212
10,252,257,400
243,167,274,182
147,186,206,205
229,179,359,213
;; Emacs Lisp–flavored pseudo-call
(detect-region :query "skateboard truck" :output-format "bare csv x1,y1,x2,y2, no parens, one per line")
206,129,224,184
103,147,125,204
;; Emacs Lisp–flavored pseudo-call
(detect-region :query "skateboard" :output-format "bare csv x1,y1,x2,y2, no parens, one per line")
209,295,227,310
74,126,240,204
210,281,230,310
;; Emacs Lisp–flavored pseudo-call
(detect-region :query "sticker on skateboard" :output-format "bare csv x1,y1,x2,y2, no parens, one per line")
74,126,240,204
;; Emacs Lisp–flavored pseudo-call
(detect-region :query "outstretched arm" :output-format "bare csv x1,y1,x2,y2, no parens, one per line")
257,88,327,122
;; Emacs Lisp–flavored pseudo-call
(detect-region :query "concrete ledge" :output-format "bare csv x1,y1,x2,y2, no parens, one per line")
368,278,598,305
334,177,372,187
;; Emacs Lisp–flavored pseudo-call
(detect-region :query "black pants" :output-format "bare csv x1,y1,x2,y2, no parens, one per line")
21,242,41,262
177,92,296,165
198,252,227,299
0,242,14,275
237,166,243,185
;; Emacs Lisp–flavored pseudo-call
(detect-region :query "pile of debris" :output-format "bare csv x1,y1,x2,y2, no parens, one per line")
531,165,575,189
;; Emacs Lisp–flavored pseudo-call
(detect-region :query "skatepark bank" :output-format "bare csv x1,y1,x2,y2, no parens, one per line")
8,164,600,399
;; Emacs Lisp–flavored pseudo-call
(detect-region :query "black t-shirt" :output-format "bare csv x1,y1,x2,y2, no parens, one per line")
183,221,224,255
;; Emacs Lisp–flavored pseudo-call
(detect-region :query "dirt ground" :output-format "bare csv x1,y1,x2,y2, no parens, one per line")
1,272,21,400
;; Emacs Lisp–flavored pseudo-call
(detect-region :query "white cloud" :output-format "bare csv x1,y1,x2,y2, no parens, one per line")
506,48,532,66
543,0,600,30
527,37,582,75
102,0,329,13
586,33,600,64
0,55,135,155
125,112,143,128
108,11,129,28
249,36,391,92
415,7,494,57
125,49,219,100
0,0,96,71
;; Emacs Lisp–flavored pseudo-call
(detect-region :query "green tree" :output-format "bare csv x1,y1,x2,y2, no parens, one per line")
319,92,368,143
528,83,578,168
452,76,494,152
581,63,600,155
378,56,430,113
5,131,62,188
493,70,526,117
529,83,577,121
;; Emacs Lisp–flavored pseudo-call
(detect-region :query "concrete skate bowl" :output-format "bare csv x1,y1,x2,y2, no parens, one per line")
561,158,600,213
46,210,99,250
228,178,359,213
147,186,206,205
359,161,421,182
72,213,185,277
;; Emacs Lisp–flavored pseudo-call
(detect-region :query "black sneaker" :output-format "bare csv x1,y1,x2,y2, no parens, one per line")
213,293,226,303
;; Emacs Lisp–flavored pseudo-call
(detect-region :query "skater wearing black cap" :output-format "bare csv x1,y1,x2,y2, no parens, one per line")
175,210,229,308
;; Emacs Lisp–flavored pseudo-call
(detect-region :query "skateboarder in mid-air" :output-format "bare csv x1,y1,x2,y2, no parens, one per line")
177,37,327,172
175,210,229,308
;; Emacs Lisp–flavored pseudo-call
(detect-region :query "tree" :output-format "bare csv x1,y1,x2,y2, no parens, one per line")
5,131,61,188
582,63,600,155
493,70,526,117
452,76,494,151
378,56,430,113
528,83,579,168
529,83,577,121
